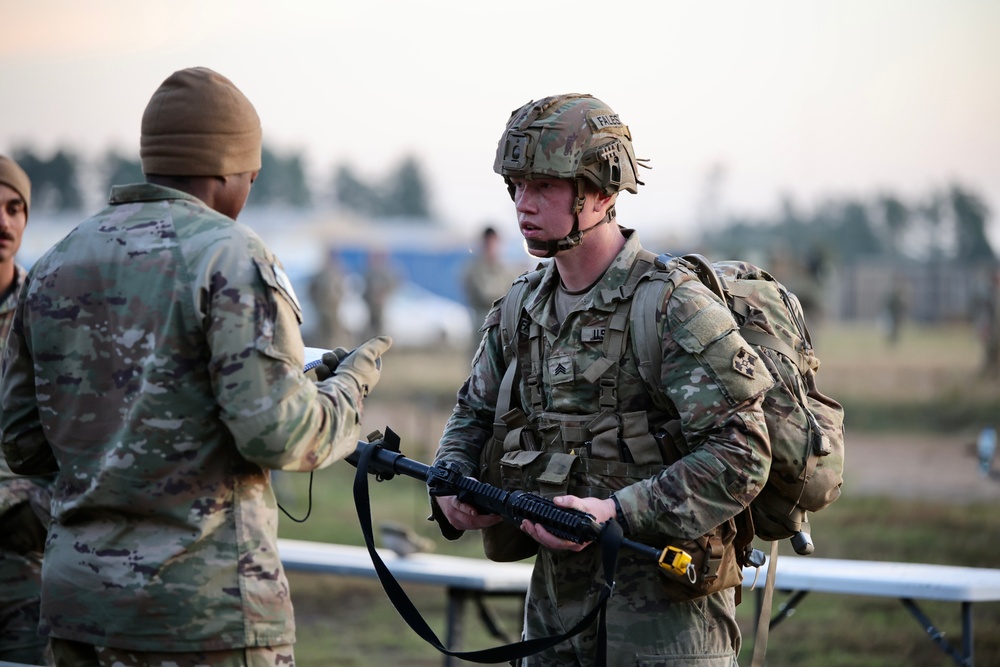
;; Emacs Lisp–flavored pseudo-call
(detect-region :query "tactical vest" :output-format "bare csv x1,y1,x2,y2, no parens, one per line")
479,250,743,599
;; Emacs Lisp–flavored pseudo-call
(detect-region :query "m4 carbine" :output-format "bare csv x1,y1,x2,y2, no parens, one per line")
348,427,696,582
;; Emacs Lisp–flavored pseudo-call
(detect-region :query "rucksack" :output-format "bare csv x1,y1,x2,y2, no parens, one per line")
631,253,846,556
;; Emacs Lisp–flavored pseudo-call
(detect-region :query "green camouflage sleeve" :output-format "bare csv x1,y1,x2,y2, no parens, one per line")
433,303,505,475
615,279,773,539
195,236,363,471
0,282,56,476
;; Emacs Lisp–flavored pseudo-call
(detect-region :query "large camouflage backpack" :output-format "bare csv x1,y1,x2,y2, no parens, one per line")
631,254,846,557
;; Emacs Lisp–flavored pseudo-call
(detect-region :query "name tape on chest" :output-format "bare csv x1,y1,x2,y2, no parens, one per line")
581,325,606,343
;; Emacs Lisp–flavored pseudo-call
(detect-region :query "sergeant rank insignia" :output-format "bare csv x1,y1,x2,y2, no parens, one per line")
732,347,757,378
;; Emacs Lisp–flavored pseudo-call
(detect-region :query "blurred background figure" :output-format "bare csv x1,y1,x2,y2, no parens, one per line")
978,266,1000,380
461,225,519,354
978,426,997,478
363,249,399,339
307,247,348,348
883,273,908,347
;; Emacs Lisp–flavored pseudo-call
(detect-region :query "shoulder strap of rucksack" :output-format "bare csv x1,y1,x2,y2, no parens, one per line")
630,251,688,412
495,268,544,416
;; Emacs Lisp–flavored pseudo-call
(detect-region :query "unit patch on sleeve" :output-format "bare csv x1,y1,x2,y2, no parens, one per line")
732,346,758,378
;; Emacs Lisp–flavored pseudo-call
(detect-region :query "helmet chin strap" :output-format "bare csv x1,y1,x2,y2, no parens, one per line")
524,180,616,258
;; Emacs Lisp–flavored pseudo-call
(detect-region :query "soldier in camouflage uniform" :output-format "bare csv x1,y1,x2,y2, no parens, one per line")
0,68,391,667
430,94,772,666
0,154,52,664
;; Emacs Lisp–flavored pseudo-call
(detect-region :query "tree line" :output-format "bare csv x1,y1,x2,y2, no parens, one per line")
11,144,995,265
9,144,432,220
700,184,996,265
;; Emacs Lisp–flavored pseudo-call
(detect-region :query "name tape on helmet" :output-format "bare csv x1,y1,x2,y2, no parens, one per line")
590,113,623,130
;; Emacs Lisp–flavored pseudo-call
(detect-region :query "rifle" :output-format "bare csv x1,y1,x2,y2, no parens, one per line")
348,426,697,582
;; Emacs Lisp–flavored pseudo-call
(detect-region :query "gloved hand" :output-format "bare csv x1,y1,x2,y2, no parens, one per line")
332,335,392,398
313,347,351,381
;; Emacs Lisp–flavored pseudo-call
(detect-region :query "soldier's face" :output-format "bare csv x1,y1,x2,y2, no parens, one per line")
0,182,27,265
512,177,575,255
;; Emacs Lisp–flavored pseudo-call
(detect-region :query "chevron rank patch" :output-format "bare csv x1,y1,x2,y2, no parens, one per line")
732,346,758,378
547,354,575,384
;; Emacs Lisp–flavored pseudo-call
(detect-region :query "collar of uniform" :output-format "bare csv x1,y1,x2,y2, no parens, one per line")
108,182,205,207
0,264,27,315
524,227,644,326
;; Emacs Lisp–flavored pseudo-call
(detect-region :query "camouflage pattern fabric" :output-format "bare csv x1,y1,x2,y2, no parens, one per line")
51,637,296,667
434,229,771,665
0,183,366,652
0,262,51,664
0,264,27,355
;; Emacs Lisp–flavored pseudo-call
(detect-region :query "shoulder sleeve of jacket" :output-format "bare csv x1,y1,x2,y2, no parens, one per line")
666,280,774,404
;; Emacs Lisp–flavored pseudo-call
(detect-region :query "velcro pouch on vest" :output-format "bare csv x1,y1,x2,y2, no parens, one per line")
620,411,664,466
587,411,621,460
536,453,578,498
499,450,545,492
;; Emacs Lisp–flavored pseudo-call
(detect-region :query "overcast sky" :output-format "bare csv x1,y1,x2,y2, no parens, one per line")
3,0,998,248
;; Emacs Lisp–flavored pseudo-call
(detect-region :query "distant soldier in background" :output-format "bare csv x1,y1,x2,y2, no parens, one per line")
0,154,51,665
307,248,348,348
363,248,399,338
0,67,391,667
979,266,1000,380
461,225,520,353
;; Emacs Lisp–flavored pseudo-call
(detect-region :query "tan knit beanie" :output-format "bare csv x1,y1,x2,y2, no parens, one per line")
0,154,31,219
140,67,262,177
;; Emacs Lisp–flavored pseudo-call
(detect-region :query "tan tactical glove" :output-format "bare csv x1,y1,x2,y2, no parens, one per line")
332,335,392,398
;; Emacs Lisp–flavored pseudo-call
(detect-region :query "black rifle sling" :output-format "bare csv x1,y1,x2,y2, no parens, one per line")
352,443,624,665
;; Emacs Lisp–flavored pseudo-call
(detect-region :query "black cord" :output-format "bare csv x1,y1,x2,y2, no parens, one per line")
277,470,314,523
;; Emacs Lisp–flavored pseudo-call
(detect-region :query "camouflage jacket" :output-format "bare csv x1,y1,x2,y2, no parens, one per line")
0,183,365,651
0,263,46,516
435,229,773,542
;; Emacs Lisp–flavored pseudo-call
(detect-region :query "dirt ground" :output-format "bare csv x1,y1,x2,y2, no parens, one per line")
845,431,1000,503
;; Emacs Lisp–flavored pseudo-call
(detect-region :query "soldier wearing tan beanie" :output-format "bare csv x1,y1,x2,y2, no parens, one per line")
2,67,391,666
0,153,50,667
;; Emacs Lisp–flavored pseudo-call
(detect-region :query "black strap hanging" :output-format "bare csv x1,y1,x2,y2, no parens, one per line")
352,443,624,665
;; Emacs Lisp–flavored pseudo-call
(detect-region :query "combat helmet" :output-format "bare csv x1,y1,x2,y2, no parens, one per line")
494,93,647,256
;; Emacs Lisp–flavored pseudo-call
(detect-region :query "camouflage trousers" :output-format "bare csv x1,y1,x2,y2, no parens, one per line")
518,548,741,667
0,548,47,665
50,639,295,667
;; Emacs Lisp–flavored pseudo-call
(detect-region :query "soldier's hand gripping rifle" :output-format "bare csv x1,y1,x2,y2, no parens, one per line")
347,427,697,583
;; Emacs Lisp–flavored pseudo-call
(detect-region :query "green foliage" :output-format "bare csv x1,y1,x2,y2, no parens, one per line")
700,184,996,265
12,146,84,211
333,155,433,220
247,145,312,208
100,150,144,195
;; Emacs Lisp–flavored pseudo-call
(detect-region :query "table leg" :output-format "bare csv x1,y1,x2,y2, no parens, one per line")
444,588,468,667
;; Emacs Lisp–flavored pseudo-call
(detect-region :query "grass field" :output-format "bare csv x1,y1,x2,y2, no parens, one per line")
279,321,1000,666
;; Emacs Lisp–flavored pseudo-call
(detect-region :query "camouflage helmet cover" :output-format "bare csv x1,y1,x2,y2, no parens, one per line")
493,93,643,197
